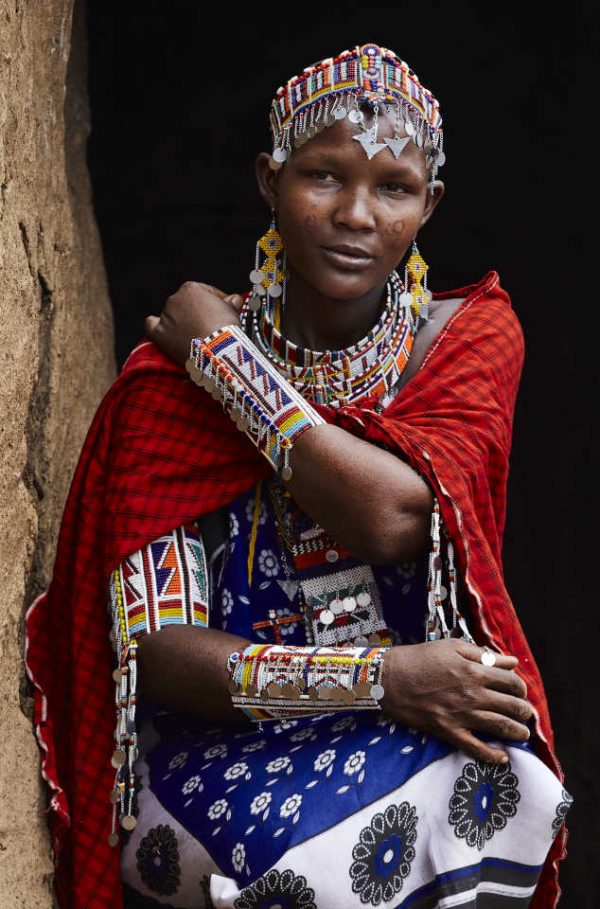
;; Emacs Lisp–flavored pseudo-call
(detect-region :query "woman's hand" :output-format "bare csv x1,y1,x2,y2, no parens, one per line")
145,281,245,366
381,639,533,764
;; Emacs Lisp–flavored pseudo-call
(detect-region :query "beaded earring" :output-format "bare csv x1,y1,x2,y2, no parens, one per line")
399,238,432,323
248,208,287,312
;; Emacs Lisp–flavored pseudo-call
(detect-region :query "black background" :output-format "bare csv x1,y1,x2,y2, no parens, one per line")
85,4,597,904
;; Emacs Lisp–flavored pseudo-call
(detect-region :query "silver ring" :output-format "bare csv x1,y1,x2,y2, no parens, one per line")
480,646,497,667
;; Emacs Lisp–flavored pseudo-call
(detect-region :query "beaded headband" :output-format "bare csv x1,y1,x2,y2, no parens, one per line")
268,42,446,180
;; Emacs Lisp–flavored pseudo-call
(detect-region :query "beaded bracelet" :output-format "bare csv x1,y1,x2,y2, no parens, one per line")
186,324,326,481
226,643,389,719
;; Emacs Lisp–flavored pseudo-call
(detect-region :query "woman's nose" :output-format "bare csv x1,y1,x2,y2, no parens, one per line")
332,187,376,231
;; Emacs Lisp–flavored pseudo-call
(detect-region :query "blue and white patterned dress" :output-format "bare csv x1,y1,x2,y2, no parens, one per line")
115,478,572,909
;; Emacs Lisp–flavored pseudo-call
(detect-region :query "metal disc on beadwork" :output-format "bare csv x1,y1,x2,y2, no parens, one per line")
334,106,347,120
267,283,282,298
245,683,258,698
121,814,137,831
323,113,335,127
111,749,126,768
356,591,371,607
400,292,413,308
354,635,369,647
343,596,357,612
280,465,293,481
330,598,344,615
320,609,334,626
228,679,240,694
403,118,416,136
273,147,288,163
249,269,263,284
248,295,262,312
112,668,122,683
108,831,119,847
268,156,282,171
353,682,372,698
348,109,363,124
370,684,385,700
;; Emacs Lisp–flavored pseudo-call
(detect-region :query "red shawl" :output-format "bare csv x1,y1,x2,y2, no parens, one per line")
25,269,568,908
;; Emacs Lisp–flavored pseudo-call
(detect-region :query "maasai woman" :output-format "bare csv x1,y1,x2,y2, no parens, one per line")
25,43,572,909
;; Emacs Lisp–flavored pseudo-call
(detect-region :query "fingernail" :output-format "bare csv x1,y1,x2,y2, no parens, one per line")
500,755,509,763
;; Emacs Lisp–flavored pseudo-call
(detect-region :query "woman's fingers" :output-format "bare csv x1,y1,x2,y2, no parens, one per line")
477,690,534,724
144,314,160,338
459,641,518,670
449,728,510,765
224,293,245,311
468,708,531,743
481,664,528,699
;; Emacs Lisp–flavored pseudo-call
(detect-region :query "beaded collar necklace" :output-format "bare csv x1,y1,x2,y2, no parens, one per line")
240,269,422,408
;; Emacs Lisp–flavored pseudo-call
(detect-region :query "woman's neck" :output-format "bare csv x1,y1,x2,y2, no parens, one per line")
278,267,387,351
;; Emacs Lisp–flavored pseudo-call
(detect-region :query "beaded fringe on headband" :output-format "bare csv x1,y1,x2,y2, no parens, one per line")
268,43,446,178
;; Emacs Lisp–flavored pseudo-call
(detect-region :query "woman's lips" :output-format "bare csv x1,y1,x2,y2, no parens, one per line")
321,247,375,270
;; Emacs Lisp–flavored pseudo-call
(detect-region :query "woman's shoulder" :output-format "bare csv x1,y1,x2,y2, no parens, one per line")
396,270,521,393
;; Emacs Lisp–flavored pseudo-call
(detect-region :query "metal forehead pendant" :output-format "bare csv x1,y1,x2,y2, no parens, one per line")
352,125,387,160
384,135,411,159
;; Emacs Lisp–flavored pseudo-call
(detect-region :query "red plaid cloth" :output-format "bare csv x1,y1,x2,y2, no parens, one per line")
25,269,568,908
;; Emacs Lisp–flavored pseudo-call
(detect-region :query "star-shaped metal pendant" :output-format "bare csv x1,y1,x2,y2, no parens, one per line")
384,136,411,159
352,128,387,159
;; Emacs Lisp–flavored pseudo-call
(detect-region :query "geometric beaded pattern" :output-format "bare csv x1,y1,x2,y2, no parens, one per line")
269,42,443,152
247,272,415,408
111,522,209,642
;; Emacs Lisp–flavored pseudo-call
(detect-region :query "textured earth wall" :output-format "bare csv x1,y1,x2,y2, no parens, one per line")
0,1,116,905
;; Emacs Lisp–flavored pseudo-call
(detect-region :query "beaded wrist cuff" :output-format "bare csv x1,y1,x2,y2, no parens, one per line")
226,643,388,719
186,324,326,481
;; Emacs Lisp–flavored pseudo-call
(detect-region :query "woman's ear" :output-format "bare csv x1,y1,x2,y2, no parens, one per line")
255,152,281,210
419,180,445,229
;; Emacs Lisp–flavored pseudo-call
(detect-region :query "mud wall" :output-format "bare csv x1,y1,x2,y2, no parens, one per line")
0,1,115,905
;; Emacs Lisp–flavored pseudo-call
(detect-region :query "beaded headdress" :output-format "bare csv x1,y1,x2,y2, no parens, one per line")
268,42,446,181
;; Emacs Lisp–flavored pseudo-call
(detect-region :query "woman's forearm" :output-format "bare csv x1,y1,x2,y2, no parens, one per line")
283,422,433,565
190,324,433,565
137,625,254,725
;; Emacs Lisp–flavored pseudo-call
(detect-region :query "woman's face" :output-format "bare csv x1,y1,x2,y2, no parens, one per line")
255,105,444,301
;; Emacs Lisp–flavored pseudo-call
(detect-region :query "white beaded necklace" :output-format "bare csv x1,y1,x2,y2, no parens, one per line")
240,269,423,408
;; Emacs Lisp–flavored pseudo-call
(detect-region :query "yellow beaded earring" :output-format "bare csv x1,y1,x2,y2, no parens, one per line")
400,238,432,322
248,208,287,312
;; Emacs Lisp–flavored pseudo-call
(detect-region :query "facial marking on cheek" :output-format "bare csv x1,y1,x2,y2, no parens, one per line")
384,219,407,241
299,207,321,234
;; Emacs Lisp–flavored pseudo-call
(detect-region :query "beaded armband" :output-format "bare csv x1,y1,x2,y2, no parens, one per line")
226,643,388,720
106,523,210,845
186,324,326,481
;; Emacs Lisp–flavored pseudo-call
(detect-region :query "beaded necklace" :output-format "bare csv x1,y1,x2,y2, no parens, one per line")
238,269,426,649
240,269,422,408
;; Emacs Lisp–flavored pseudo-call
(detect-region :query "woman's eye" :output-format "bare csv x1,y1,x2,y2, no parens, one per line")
310,170,336,181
